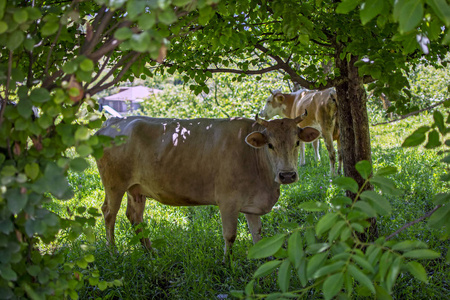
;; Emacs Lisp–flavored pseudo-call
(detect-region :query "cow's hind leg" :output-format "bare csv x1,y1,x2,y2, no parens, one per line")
126,185,151,250
219,205,240,263
245,213,262,244
101,187,125,248
323,131,336,176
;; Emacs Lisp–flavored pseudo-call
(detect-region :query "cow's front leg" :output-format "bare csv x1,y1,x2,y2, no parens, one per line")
245,213,262,244
312,139,320,162
299,141,306,166
126,191,152,250
219,206,240,263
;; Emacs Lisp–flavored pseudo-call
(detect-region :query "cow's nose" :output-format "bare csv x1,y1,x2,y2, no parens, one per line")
279,172,298,184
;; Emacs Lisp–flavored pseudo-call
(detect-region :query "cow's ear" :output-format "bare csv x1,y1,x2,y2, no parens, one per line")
298,127,320,143
274,94,285,103
245,131,267,148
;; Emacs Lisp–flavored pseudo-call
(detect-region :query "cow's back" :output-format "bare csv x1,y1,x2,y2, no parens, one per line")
292,88,337,131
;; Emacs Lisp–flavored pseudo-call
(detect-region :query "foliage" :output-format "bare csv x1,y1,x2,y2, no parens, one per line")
140,72,284,119
0,0,218,298
41,109,449,299
230,106,450,299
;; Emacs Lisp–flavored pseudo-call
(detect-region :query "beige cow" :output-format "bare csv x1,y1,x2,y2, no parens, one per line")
96,114,320,261
260,88,342,176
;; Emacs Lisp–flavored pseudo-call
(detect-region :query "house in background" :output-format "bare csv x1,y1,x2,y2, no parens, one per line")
99,86,162,116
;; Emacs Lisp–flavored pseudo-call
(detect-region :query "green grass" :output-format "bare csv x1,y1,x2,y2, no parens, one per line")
46,112,449,299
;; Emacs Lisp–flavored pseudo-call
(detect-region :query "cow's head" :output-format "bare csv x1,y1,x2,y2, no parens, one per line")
245,112,320,184
259,89,285,119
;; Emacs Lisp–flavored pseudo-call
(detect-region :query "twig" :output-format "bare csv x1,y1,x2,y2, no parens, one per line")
372,99,449,126
44,24,64,76
386,205,442,240
88,52,142,95
0,51,13,125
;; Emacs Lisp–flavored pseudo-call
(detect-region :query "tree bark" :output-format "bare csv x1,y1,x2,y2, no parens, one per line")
335,53,378,241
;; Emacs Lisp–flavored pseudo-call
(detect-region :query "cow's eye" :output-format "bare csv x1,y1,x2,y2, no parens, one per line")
296,141,300,147
268,143,274,150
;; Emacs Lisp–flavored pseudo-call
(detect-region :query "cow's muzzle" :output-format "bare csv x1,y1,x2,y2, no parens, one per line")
278,171,298,184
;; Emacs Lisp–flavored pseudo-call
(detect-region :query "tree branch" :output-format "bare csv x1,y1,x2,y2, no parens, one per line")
386,205,442,240
372,98,449,126
87,52,142,96
0,51,13,126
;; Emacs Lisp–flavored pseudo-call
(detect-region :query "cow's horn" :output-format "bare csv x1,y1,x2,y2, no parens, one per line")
255,114,270,127
294,109,308,123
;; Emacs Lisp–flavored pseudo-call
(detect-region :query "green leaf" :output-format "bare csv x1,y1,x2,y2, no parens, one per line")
427,0,450,26
6,188,28,214
0,264,17,281
375,285,393,300
402,129,427,147
98,281,108,291
245,279,254,296
69,157,90,173
375,166,397,176
13,9,28,24
316,213,339,236
355,160,372,179
130,32,151,52
336,0,360,14
333,176,359,193
79,58,94,72
352,255,374,273
30,88,51,103
25,163,40,180
360,191,392,215
328,220,346,242
248,234,286,259
75,127,90,141
391,240,427,252
398,0,424,33
360,0,384,25
306,252,327,280
402,249,441,259
158,9,177,25
386,256,402,292
7,31,25,51
0,21,7,34
114,27,133,40
347,264,375,294
424,130,441,149
406,261,428,283
41,21,59,36
369,176,402,196
278,260,291,293
323,272,344,300
353,200,377,218
253,260,282,278
313,261,346,278
137,13,156,30
298,201,328,211
433,110,446,135
288,231,303,268
432,193,450,205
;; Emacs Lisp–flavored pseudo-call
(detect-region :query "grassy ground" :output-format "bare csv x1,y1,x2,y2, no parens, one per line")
45,111,449,299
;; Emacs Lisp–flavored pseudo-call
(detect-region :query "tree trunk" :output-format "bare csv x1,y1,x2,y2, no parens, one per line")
335,54,378,241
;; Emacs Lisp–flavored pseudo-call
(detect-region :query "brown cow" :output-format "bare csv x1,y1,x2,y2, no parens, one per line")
96,114,320,261
259,88,342,176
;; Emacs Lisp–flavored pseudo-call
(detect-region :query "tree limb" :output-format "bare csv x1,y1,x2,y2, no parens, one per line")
0,51,13,126
87,52,142,95
372,98,449,126
386,205,442,240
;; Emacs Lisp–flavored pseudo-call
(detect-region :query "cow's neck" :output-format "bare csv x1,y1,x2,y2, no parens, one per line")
282,94,296,118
